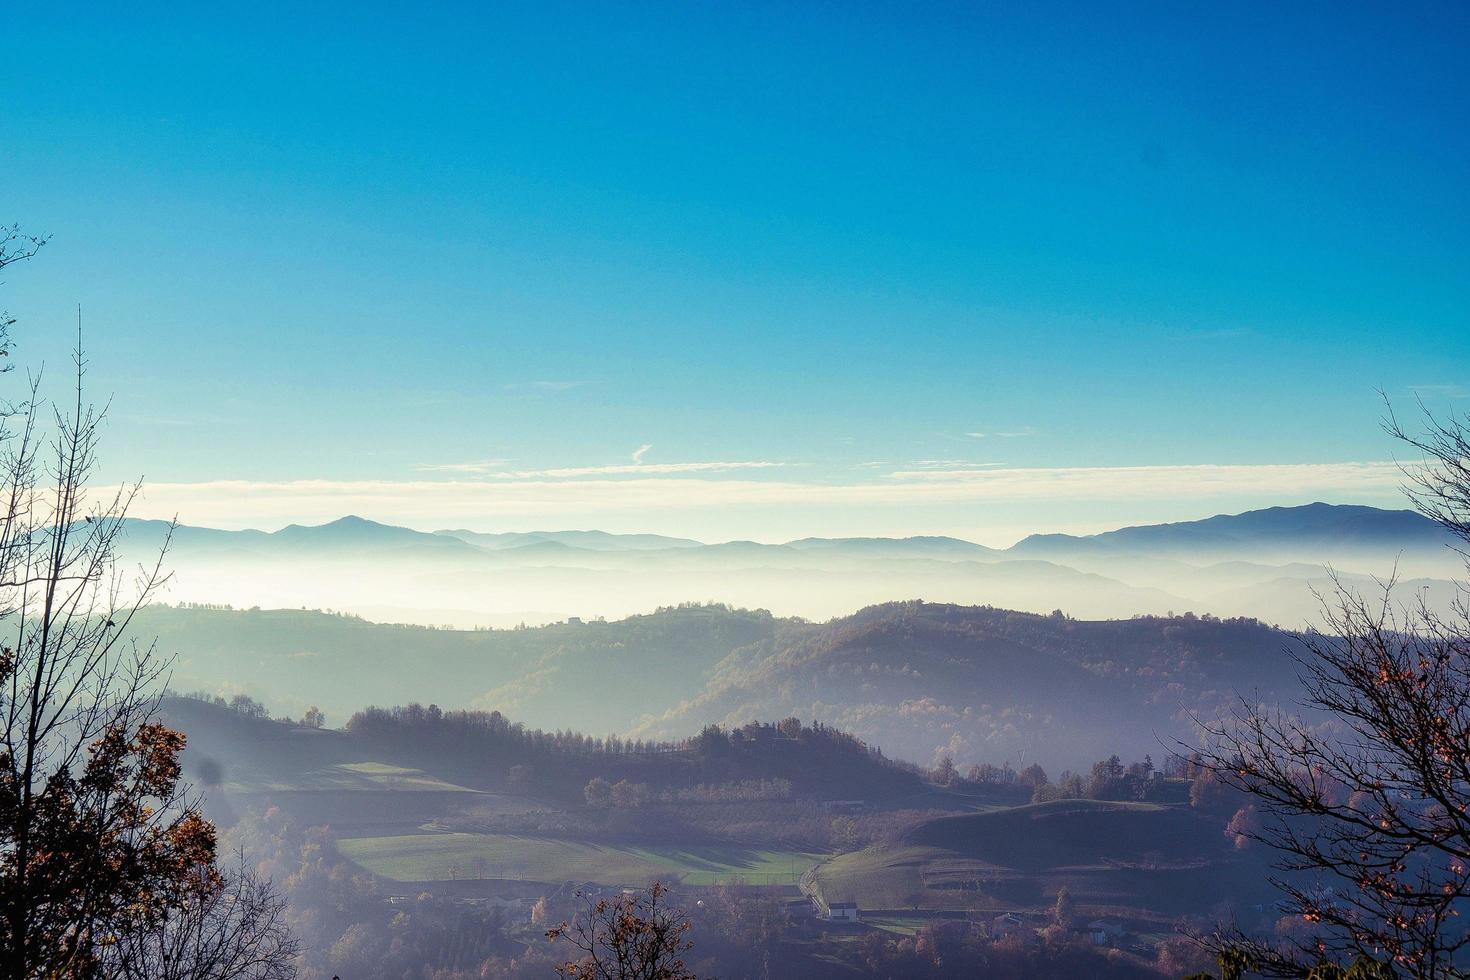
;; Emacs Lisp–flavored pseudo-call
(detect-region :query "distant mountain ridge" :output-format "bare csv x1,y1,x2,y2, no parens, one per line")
120,515,481,558
1009,502,1454,559
114,502,1463,629
120,502,1453,560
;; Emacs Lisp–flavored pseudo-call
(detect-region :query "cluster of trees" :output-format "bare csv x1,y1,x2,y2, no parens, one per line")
1072,754,1167,802
180,690,275,720
933,751,1180,805
930,755,1049,794
349,702,682,760
1027,754,1191,804
181,690,323,729
583,776,653,808
809,601,1284,704
347,705,919,802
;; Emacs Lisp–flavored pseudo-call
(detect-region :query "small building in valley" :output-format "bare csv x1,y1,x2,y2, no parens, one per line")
1084,918,1126,946
990,912,1025,938
825,901,860,923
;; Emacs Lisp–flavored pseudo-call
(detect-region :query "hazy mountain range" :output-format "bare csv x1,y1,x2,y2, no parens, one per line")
121,503,1465,629
125,501,1466,770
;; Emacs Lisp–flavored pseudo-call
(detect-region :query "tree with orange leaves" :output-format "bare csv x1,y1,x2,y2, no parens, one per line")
546,882,706,980
0,227,293,979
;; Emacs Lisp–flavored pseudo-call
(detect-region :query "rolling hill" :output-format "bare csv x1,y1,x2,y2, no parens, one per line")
147,600,1302,772
629,601,1301,767
810,799,1273,919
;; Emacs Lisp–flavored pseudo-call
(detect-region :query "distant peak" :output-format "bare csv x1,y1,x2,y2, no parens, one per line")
326,514,379,527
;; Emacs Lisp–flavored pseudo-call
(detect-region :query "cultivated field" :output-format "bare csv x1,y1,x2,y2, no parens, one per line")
337,831,827,887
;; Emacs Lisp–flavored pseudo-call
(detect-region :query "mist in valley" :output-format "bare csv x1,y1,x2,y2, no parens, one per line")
8,3,1470,977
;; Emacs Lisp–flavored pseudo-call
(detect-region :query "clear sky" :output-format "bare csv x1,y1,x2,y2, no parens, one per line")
3,2,1468,543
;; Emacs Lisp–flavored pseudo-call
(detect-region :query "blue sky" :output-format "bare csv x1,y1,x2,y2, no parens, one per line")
3,2,1468,542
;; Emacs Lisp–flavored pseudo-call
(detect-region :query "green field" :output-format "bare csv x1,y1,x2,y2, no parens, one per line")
224,758,482,794
864,916,928,936
810,799,1268,917
338,832,827,886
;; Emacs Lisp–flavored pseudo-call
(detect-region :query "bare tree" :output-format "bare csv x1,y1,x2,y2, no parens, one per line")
1191,404,1470,978
1387,397,1470,550
102,852,300,980
0,227,294,978
0,226,47,370
546,881,706,980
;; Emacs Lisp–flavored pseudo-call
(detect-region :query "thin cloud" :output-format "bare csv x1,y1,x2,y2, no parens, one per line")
132,461,1406,530
632,444,653,464
884,461,1403,494
412,457,783,479
488,460,783,479
413,459,512,474
908,460,1007,470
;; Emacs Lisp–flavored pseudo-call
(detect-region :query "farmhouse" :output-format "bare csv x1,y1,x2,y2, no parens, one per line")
989,912,1025,938
825,901,860,923
1084,918,1126,946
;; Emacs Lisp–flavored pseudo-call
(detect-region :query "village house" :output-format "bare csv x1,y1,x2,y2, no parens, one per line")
1084,918,1126,946
989,912,1025,938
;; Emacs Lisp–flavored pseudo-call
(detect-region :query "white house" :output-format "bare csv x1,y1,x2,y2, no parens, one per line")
826,901,860,922
1085,919,1126,946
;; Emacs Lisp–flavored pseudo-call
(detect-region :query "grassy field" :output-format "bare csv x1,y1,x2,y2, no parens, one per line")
810,799,1272,917
864,916,928,936
338,832,828,886
222,758,483,794
901,799,1197,870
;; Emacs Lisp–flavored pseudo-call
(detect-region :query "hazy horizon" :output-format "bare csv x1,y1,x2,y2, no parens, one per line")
119,494,1429,548
8,4,1467,549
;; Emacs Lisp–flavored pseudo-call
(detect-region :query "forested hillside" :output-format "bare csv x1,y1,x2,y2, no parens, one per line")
151,600,1299,770
634,602,1299,765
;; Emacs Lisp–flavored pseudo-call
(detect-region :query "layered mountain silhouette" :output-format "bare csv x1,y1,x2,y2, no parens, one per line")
118,503,1463,630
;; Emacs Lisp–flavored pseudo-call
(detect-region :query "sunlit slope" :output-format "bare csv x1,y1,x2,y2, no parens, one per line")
811,800,1271,916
